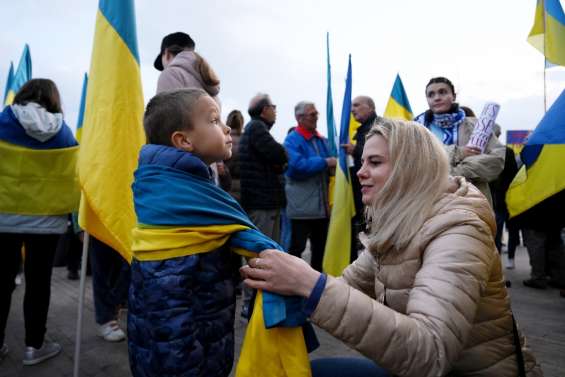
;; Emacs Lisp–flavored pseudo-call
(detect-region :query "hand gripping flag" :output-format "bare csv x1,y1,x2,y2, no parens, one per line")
77,0,145,262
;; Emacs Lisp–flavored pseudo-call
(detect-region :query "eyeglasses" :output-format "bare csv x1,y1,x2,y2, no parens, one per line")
305,112,319,118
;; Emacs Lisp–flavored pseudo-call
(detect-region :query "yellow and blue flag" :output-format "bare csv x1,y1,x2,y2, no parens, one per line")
507,89,565,218
323,55,357,277
326,33,338,156
75,73,88,142
384,74,413,120
0,106,79,215
3,62,14,104
4,44,32,105
78,0,145,263
528,0,565,66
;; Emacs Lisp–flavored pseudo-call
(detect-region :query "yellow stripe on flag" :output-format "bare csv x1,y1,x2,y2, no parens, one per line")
78,8,145,263
0,140,79,215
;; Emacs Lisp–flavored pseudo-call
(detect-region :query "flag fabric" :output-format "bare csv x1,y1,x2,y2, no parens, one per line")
326,33,338,157
75,73,88,142
507,89,565,218
78,0,145,263
528,0,565,66
130,145,312,377
0,106,79,215
4,45,32,105
323,55,356,276
3,62,14,104
384,74,413,120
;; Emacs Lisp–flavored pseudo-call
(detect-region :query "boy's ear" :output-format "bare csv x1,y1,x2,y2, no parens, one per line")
171,131,194,152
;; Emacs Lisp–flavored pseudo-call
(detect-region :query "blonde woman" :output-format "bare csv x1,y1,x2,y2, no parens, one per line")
241,119,542,377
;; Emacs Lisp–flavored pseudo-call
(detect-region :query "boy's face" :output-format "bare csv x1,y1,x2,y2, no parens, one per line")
184,96,232,165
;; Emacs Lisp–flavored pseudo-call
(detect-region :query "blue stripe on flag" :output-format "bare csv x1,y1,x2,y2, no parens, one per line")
99,0,140,62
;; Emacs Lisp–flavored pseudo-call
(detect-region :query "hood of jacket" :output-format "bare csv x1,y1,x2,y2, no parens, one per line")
168,51,220,97
11,103,63,142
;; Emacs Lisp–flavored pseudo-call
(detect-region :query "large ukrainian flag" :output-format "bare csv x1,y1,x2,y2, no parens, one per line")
2,62,14,105
4,44,32,106
75,73,88,142
323,55,356,277
384,74,413,120
528,0,565,66
78,0,145,263
507,89,565,218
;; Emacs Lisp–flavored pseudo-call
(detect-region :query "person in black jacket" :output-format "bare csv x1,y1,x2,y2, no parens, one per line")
239,93,287,243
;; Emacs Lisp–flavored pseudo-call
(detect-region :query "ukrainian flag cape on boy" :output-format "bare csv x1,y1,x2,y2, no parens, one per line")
132,144,312,377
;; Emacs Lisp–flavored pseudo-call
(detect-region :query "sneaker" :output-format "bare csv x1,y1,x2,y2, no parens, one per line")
505,258,515,270
97,320,125,342
523,279,547,289
23,340,61,366
0,344,8,361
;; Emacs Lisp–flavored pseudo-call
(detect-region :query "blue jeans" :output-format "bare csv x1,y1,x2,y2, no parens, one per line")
89,236,130,324
311,357,391,377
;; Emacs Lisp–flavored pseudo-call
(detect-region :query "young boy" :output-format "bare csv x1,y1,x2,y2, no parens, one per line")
127,89,310,377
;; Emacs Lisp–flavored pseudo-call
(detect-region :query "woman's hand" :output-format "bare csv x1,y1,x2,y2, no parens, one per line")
240,249,321,298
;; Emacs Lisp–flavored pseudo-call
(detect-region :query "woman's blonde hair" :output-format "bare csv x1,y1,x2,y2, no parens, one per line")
364,118,449,254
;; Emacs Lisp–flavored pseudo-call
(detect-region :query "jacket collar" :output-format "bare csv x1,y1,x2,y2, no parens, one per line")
295,124,321,140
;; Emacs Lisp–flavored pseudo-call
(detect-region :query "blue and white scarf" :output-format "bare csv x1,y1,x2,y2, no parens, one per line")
415,109,466,145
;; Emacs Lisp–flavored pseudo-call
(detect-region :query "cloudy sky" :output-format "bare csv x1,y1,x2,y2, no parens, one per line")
1,0,564,143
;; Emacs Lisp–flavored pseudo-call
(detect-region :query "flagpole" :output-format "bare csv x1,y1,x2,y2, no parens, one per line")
73,231,90,377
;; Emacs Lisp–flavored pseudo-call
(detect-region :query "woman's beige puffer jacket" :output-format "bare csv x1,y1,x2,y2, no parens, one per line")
311,177,542,377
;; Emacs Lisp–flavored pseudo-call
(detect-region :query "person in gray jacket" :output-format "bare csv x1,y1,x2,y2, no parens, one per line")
284,101,336,272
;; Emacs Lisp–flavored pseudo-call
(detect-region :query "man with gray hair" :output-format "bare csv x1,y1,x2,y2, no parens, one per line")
284,101,336,271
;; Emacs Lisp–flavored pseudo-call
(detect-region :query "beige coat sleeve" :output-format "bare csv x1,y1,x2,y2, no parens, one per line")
340,250,377,298
311,223,495,377
448,133,505,183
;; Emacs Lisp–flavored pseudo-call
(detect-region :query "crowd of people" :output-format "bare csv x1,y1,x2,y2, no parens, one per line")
1,30,562,377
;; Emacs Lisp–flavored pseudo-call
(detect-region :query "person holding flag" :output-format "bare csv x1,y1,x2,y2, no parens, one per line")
242,118,542,377
0,79,78,365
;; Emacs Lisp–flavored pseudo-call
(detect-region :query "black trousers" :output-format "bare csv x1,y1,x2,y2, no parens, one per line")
289,218,329,272
0,233,59,348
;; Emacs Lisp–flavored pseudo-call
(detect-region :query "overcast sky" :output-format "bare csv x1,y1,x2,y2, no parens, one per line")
1,0,564,143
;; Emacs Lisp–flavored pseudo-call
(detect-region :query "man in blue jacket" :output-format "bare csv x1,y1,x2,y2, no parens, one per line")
284,101,336,272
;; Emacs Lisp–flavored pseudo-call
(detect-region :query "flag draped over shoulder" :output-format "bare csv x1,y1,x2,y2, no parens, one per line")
528,0,565,66
507,89,565,218
4,45,32,105
384,74,413,120
3,62,14,104
130,145,312,377
78,0,145,263
323,55,356,277
75,73,88,142
0,107,79,215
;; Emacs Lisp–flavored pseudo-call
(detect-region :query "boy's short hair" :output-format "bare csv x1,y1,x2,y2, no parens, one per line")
144,88,208,146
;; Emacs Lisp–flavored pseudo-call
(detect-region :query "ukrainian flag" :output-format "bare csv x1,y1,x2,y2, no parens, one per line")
507,89,565,218
75,73,88,142
323,55,356,277
4,44,32,106
384,74,413,120
528,0,565,66
78,0,145,263
2,62,14,104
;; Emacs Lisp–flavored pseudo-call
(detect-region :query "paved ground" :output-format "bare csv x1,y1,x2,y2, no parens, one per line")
1,245,564,377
